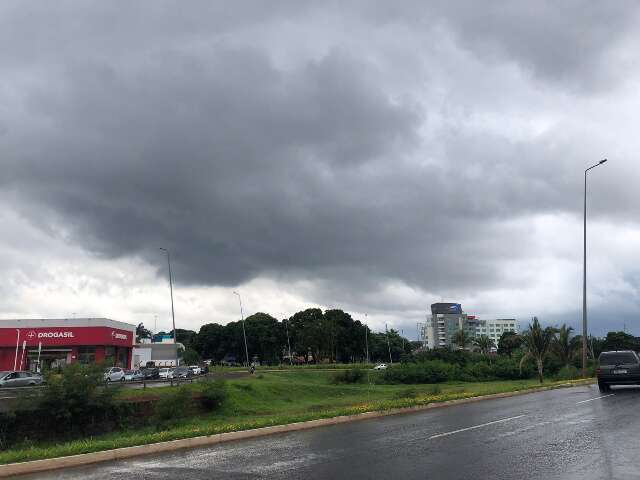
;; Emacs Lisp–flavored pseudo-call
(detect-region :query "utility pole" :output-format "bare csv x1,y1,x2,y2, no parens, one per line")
233,291,250,369
159,248,179,368
284,317,292,365
583,159,607,377
364,313,369,364
386,323,392,364
14,329,19,371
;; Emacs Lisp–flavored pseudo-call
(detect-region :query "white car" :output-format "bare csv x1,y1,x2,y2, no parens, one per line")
158,367,172,379
188,365,202,375
104,367,125,382
373,363,387,370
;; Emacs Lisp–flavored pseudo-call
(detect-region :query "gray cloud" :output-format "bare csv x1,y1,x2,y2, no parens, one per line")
1,2,640,334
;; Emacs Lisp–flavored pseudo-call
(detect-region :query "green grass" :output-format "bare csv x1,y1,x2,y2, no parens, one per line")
0,371,592,465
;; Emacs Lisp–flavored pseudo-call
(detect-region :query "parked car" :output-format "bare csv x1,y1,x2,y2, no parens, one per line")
0,371,44,387
597,350,640,392
170,367,193,379
104,367,126,382
124,369,144,381
373,363,387,370
141,367,159,380
158,367,172,379
188,365,202,375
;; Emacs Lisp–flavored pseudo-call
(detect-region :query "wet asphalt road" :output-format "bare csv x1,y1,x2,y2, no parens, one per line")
20,384,640,480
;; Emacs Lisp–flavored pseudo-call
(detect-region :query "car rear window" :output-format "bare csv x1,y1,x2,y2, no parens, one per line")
599,352,638,365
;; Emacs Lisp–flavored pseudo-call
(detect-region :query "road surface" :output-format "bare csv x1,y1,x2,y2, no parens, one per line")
18,384,640,480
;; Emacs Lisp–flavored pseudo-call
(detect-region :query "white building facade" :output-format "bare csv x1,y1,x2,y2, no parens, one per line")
476,319,519,347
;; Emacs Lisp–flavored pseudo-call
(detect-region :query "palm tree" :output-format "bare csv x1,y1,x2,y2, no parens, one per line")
519,317,557,383
452,328,471,350
554,324,574,367
474,335,495,356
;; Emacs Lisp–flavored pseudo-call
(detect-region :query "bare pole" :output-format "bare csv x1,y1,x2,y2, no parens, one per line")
284,317,292,365
233,291,250,369
583,159,607,378
386,323,392,364
159,248,179,367
365,313,369,364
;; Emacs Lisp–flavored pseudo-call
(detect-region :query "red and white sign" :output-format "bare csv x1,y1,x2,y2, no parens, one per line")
0,326,133,347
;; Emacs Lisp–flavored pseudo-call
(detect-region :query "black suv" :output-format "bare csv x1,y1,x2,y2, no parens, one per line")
597,350,640,392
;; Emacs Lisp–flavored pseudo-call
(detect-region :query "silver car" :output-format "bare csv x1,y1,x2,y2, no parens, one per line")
0,371,44,387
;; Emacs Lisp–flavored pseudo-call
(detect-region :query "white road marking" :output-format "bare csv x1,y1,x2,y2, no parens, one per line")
576,393,615,404
429,415,526,440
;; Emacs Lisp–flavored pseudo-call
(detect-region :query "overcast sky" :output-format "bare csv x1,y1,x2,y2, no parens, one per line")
1,1,640,337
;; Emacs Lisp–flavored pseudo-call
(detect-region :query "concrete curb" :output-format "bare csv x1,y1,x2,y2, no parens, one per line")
0,379,594,478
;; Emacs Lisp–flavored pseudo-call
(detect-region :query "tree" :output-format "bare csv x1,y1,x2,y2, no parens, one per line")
135,323,152,343
497,331,522,358
554,324,574,367
602,331,640,352
452,328,471,350
181,348,201,365
519,317,557,383
474,335,495,356
243,312,285,365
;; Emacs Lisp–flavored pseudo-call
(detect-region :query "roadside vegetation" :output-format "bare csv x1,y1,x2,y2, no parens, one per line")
0,369,591,465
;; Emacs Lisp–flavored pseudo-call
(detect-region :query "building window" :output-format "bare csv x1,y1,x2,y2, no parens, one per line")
105,346,116,365
118,349,128,367
78,347,96,365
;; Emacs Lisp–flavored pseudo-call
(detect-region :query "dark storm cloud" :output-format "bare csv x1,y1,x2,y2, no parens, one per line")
1,1,639,299
360,0,640,91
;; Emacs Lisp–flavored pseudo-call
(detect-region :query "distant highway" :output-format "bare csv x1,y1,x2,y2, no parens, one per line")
23,384,640,480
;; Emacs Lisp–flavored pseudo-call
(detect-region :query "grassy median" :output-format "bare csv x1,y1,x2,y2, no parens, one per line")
0,371,592,465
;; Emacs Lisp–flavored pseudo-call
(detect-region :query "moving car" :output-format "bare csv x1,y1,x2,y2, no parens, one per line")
373,363,387,370
188,365,202,375
158,368,172,379
0,371,44,387
597,350,640,392
104,367,126,383
124,369,144,381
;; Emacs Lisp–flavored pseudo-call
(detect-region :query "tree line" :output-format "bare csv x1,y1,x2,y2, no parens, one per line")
451,316,640,382
137,308,412,365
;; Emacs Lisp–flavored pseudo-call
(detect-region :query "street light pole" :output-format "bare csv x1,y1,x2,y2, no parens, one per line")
583,158,607,377
159,248,179,368
364,313,369,364
13,329,19,371
284,317,292,365
233,291,250,369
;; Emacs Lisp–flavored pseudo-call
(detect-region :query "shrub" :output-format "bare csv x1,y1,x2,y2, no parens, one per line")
154,386,192,424
382,360,457,384
331,368,366,384
38,363,116,436
199,380,227,411
492,357,526,380
462,362,494,381
555,365,580,381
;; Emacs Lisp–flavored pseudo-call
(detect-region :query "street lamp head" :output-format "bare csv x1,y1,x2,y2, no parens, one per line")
600,158,608,164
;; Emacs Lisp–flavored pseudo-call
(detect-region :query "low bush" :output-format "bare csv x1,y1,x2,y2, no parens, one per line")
555,365,580,381
382,360,458,384
38,363,117,437
154,386,192,424
331,368,366,384
199,380,227,411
